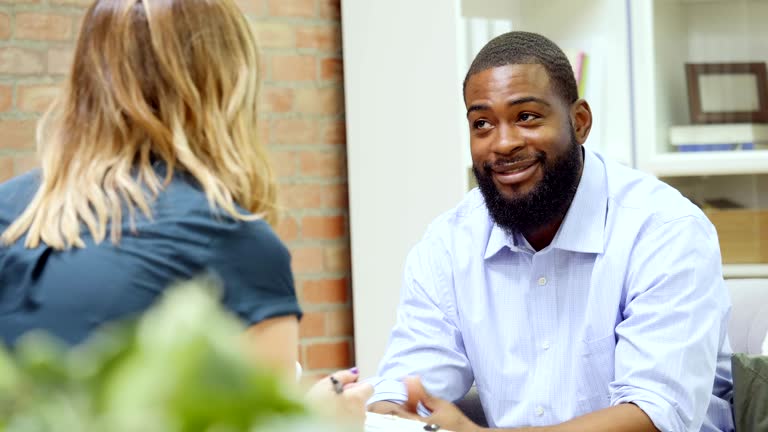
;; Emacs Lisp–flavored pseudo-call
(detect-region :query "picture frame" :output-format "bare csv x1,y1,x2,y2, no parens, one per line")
685,62,768,124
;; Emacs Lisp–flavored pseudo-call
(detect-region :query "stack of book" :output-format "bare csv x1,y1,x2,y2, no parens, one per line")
565,50,587,97
669,123,768,152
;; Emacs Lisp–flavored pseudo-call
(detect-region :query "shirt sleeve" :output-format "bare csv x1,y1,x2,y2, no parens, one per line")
367,233,474,408
612,215,732,432
208,219,302,326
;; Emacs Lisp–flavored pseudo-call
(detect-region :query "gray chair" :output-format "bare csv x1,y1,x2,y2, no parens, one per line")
724,278,768,355
456,278,768,426
726,279,768,432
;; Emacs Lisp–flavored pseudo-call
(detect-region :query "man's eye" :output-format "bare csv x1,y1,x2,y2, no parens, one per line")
519,113,539,122
474,120,492,130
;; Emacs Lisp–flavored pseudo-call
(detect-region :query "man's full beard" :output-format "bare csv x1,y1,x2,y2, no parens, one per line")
473,136,583,236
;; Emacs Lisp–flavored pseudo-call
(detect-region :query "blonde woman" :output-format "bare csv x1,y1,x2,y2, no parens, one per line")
0,0,370,418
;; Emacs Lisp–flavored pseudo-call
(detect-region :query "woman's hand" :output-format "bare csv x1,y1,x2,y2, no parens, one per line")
306,368,374,424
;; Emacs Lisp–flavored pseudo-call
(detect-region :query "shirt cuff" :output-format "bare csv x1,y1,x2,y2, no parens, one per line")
613,391,684,432
365,376,408,405
364,377,432,417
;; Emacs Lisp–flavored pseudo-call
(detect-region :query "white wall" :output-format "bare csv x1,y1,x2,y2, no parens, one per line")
341,1,467,377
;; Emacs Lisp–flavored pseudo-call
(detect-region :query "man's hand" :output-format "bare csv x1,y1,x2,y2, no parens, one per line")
392,377,482,432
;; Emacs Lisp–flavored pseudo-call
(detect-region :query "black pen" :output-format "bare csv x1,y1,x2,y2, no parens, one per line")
329,376,343,394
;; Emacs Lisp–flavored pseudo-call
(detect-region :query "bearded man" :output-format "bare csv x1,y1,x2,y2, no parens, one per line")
366,31,734,432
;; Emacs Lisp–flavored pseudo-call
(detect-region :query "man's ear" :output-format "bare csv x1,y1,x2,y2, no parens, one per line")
571,99,593,145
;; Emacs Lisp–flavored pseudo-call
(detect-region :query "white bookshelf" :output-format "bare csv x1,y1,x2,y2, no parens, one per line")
723,264,768,279
631,0,768,177
631,0,768,277
646,151,768,177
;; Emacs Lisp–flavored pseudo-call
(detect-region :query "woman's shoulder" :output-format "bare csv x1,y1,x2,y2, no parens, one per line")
0,170,40,224
0,169,40,199
204,215,292,286
206,217,299,325
212,217,289,263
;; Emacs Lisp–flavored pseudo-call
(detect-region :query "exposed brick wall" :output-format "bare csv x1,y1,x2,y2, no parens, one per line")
0,0,352,379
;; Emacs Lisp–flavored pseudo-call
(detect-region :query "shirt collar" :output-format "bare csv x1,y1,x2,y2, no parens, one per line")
483,148,608,259
550,148,607,253
484,222,514,259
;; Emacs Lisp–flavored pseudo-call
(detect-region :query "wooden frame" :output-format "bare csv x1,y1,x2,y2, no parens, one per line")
685,62,768,124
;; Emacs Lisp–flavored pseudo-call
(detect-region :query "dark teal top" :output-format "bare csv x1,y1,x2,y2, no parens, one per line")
0,169,301,347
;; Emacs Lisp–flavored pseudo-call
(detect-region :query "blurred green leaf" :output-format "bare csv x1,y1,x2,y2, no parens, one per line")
0,279,342,432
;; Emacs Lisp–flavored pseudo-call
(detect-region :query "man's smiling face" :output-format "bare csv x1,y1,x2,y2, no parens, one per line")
465,63,586,235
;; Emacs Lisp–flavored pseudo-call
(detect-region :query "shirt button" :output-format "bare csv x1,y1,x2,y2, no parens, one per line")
537,277,547,286
542,341,550,350
535,406,545,416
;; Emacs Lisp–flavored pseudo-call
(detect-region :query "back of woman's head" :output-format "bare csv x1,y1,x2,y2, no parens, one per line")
2,0,276,250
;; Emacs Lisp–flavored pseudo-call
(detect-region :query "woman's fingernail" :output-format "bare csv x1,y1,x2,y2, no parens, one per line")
349,367,359,374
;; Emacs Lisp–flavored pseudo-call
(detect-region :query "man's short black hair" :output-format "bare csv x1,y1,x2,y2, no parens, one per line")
463,31,578,105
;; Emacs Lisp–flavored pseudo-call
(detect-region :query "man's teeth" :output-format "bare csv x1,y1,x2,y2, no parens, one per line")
505,164,530,173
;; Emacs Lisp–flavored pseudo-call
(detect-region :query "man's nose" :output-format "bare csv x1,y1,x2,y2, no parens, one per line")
491,123,525,155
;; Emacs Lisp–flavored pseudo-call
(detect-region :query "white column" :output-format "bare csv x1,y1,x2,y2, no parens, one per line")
341,0,467,377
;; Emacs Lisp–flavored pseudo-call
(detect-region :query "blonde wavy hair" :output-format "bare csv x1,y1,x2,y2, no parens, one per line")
2,0,277,250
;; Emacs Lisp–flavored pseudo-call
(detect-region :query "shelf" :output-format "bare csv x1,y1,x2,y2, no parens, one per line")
641,150,768,177
723,264,768,279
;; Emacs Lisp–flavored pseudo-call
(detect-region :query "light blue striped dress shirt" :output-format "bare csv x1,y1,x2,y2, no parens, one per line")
368,149,734,431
